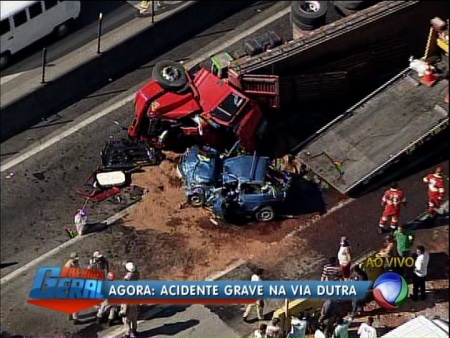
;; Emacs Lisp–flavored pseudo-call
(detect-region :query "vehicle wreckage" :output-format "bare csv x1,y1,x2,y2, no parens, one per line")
177,145,293,222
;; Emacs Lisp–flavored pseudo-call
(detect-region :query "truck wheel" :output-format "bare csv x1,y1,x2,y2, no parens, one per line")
334,2,358,17
0,52,11,70
244,40,263,57
338,0,367,10
291,1,328,27
267,31,283,48
255,206,275,222
188,192,206,207
152,60,188,91
292,15,317,31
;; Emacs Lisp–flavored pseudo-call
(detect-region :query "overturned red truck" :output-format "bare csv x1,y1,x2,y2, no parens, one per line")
127,60,267,152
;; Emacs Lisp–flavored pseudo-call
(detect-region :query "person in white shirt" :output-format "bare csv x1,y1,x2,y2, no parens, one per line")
266,317,283,338
357,317,377,338
314,326,326,338
287,314,308,338
334,316,353,338
243,268,265,321
412,245,429,301
253,323,267,337
337,237,353,280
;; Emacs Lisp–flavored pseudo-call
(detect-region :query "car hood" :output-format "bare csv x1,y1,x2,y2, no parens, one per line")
179,146,220,186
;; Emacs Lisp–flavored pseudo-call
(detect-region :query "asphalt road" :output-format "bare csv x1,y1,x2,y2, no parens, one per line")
1,1,448,335
0,1,182,75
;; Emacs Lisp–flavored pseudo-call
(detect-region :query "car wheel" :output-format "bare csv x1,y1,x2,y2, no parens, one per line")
54,20,71,38
291,1,328,27
0,52,11,70
188,192,206,207
152,60,188,91
255,206,275,222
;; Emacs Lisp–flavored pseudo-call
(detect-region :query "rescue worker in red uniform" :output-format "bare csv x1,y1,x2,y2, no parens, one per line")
423,166,446,216
379,182,406,233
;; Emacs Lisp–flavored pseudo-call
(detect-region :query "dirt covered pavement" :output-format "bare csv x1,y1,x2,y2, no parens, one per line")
115,152,345,281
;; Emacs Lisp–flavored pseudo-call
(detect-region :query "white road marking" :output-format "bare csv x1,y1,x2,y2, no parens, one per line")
0,206,134,285
0,71,25,85
0,4,291,173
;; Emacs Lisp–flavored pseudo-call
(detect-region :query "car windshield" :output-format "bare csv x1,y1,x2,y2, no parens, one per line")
211,93,248,122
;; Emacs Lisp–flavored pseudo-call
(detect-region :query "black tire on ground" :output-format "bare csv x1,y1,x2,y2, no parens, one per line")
294,20,317,31
188,192,206,207
291,1,328,27
338,0,366,10
244,40,263,57
0,51,11,70
267,31,283,48
152,60,188,91
255,206,275,222
334,1,358,17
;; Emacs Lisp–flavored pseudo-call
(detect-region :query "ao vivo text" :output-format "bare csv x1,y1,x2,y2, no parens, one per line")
365,256,415,268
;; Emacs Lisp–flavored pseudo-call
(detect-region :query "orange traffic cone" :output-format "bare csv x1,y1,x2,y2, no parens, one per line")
420,65,438,87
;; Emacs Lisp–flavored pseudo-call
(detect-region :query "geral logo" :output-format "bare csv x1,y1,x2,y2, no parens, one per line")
365,256,415,268
28,267,105,313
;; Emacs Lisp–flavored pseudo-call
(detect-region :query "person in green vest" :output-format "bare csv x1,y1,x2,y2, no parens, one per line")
393,225,415,278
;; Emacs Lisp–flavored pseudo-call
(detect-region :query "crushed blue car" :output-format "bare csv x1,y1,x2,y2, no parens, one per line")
211,154,292,222
177,145,223,207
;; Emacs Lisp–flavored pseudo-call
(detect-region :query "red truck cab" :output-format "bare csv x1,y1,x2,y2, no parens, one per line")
128,61,265,152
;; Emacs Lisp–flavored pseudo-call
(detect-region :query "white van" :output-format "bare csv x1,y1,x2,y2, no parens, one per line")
0,1,81,69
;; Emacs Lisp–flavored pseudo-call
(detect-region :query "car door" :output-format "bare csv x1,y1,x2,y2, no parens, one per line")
0,17,13,55
10,8,29,54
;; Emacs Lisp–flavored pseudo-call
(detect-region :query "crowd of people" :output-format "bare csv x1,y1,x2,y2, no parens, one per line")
244,166,444,338
64,251,140,338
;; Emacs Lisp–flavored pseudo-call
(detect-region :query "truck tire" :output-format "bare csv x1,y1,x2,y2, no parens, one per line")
152,60,188,91
333,1,358,17
255,206,275,222
267,31,283,48
291,1,328,27
293,18,317,31
338,0,366,10
244,40,263,57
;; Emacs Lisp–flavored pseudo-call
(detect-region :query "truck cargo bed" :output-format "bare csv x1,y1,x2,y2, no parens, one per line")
296,68,449,194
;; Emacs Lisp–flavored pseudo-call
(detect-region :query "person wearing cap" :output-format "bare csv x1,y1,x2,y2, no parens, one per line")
124,261,140,281
65,253,81,324
88,251,109,277
423,166,446,216
337,237,352,280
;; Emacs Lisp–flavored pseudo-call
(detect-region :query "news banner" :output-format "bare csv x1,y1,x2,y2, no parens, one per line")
28,267,371,313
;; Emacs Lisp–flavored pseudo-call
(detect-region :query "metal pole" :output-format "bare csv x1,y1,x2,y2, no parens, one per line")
97,12,103,54
151,1,155,23
41,47,47,84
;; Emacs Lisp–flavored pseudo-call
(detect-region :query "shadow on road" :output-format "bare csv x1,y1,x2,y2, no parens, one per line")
138,319,200,336
0,262,18,269
149,305,190,319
